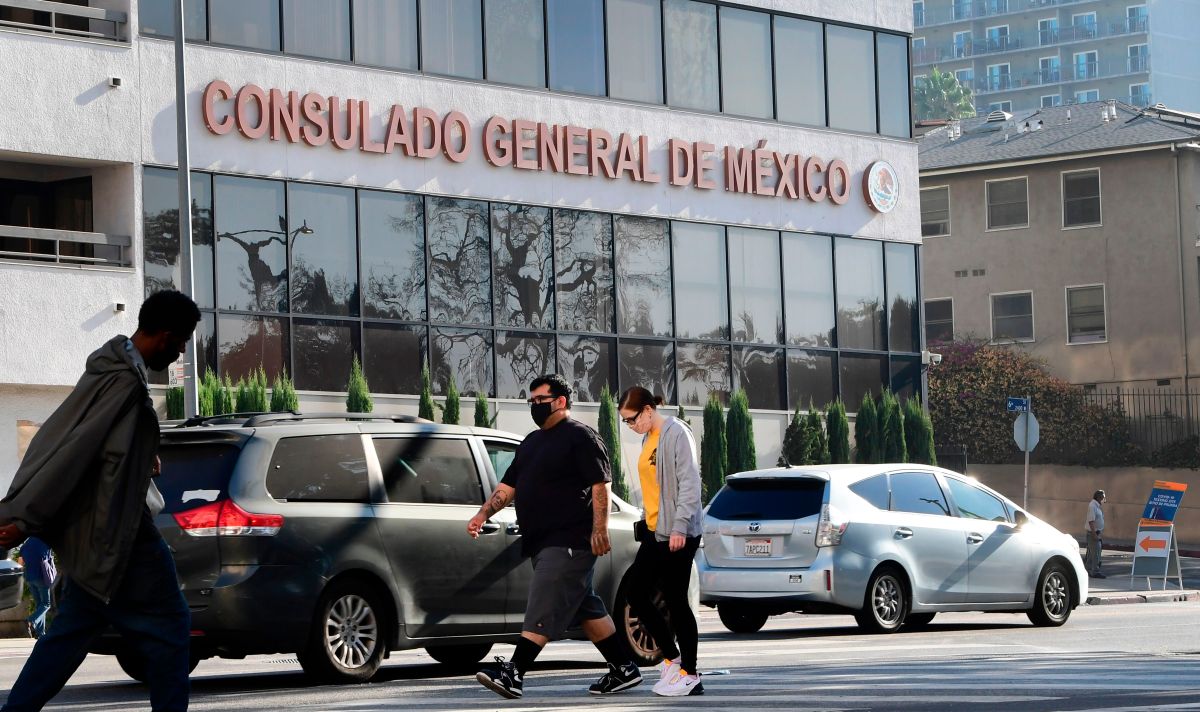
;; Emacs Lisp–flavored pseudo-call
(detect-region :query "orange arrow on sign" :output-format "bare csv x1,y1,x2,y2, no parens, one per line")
1140,537,1167,552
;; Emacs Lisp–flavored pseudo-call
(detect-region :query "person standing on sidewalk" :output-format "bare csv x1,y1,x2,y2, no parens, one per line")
466,374,642,699
618,387,704,697
16,537,56,639
1085,489,1107,579
0,290,200,712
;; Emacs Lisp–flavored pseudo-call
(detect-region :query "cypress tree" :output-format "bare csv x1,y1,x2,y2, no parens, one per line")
880,390,907,463
598,385,629,502
778,403,810,466
219,374,235,415
270,371,299,412
701,393,728,503
904,397,938,465
827,399,851,464
418,363,435,421
346,355,373,413
807,402,830,465
474,392,491,427
676,404,691,427
854,393,879,464
875,392,887,463
249,367,269,412
234,377,251,413
199,369,218,416
726,389,757,474
166,387,184,420
442,373,460,424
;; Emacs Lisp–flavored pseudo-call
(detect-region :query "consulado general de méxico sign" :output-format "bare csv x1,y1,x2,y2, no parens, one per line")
200,80,901,215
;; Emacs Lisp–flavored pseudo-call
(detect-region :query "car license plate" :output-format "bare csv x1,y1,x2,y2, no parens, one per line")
744,538,772,557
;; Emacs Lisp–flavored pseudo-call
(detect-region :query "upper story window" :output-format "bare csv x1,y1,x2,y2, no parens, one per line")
485,0,547,89
283,0,350,61
420,0,484,80
986,177,1028,230
548,0,605,95
924,299,953,344
1063,169,1101,228
826,25,877,134
991,291,1033,342
1066,285,1106,344
1041,94,1062,108
920,186,950,237
664,0,719,112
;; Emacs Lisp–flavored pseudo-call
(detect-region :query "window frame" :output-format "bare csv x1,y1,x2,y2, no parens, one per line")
370,434,488,506
1129,82,1150,105
989,289,1035,344
1040,94,1061,108
984,176,1030,231
923,297,953,344
1074,88,1100,103
1064,283,1107,345
919,185,951,238
984,62,1011,91
1061,167,1102,229
1038,16,1058,45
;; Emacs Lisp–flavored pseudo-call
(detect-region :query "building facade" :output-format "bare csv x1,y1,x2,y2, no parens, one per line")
919,102,1200,389
0,0,919,490
911,0,1200,115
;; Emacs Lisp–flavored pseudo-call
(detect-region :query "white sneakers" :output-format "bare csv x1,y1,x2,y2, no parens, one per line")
652,660,704,697
655,659,680,688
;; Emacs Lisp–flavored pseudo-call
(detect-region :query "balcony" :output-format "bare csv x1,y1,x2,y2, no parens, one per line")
916,0,1104,28
0,0,128,42
0,225,130,267
914,17,1151,66
972,56,1151,95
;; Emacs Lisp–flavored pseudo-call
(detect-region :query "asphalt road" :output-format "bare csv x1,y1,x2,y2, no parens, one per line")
3,602,1199,711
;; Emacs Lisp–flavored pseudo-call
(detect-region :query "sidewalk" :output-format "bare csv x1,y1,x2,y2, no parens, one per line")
1080,547,1200,605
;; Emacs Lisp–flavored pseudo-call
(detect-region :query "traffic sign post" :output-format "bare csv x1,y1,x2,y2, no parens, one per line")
1011,395,1038,509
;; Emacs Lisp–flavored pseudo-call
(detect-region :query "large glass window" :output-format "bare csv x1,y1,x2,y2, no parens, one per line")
619,339,675,404
787,349,836,410
427,197,490,325
920,187,950,237
142,168,214,309
924,299,953,344
783,233,834,347
607,0,663,104
826,25,876,133
672,222,728,340
288,184,358,317
139,0,206,39
431,327,493,396
209,0,280,51
886,243,919,353
374,437,484,505
293,318,358,392
890,471,950,516
217,314,289,383
986,178,1029,230
676,342,730,406
554,210,614,333
835,238,886,351
496,331,555,398
420,0,483,79
268,435,370,502
735,346,784,410
720,7,773,119
1063,170,1101,228
991,292,1033,341
353,0,418,70
664,0,719,112
615,216,672,337
729,228,782,344
876,34,909,137
547,0,605,96
774,16,825,126
485,0,545,88
214,176,287,313
283,0,350,61
363,324,426,395
1067,285,1106,343
890,355,921,401
359,191,425,320
558,334,615,402
493,204,553,329
840,353,887,411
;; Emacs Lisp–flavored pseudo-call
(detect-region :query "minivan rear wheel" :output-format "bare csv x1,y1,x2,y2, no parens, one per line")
299,580,388,683
855,566,908,633
1027,562,1072,627
717,603,768,634
424,643,493,668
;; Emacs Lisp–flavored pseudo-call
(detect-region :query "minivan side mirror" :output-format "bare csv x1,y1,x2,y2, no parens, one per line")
1013,510,1028,529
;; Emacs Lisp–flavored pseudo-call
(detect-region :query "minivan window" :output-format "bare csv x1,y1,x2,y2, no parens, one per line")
373,437,484,505
158,441,241,513
889,471,950,516
707,477,825,520
946,478,1011,523
266,434,370,502
482,440,518,483
849,474,889,510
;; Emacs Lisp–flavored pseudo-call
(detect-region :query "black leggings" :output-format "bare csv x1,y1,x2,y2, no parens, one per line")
625,533,701,675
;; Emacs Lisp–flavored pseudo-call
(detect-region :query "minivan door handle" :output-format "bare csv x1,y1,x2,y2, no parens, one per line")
967,533,984,544
506,523,521,536
894,527,914,539
479,521,501,534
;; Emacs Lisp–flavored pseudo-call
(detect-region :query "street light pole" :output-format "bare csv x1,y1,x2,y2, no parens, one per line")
174,0,198,418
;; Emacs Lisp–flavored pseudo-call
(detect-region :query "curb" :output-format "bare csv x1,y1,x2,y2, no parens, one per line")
1086,590,1198,606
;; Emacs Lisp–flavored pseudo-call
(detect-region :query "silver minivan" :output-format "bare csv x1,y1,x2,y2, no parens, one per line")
698,464,1088,634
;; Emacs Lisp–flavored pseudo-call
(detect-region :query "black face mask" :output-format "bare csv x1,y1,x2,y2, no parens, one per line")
530,401,557,427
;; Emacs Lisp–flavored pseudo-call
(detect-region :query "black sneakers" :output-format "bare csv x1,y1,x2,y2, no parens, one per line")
476,657,524,699
588,661,644,695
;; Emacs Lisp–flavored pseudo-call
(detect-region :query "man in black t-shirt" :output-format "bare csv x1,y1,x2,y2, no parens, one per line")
467,375,642,699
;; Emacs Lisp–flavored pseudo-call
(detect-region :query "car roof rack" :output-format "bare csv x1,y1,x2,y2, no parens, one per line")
176,412,430,428
177,412,281,428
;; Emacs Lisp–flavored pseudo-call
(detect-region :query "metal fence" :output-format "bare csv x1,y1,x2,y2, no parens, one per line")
1083,389,1200,455
936,446,969,474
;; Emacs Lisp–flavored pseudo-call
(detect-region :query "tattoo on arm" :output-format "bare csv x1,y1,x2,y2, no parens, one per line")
592,483,609,530
482,487,512,518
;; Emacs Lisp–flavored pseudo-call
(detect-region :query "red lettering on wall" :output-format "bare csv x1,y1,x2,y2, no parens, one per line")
413,107,440,159
483,116,513,167
359,100,386,154
538,123,566,174
804,157,827,202
443,111,471,163
827,159,851,205
513,119,537,170
589,129,617,179
202,80,234,135
300,92,329,147
234,84,268,140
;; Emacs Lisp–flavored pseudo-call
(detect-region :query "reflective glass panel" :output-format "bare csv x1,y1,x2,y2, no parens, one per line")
783,233,834,347
492,204,553,329
148,312,215,386
664,0,718,111
826,25,876,133
363,323,426,395
496,331,555,399
293,318,359,392
427,197,490,325
485,0,545,88
728,227,783,344
672,222,727,340
431,327,493,396
886,243,919,353
353,0,418,70
547,0,605,95
217,314,289,383
420,0,483,79
554,210,614,333
735,346,784,410
139,0,207,39
890,355,921,402
840,353,888,411
209,0,280,51
615,216,672,337
719,7,773,119
283,0,350,60
835,238,885,351
142,167,214,309
607,0,663,103
214,176,287,312
359,191,425,320
558,334,615,402
288,184,358,317
677,342,730,406
1067,285,1105,343
877,33,910,138
774,16,825,126
787,349,836,410
619,339,676,404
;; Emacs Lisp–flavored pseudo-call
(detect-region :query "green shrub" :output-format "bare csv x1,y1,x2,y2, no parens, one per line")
248,368,268,412
474,392,492,428
598,385,629,502
270,371,299,412
726,389,756,474
234,377,251,414
346,356,373,413
676,404,691,427
808,403,830,465
854,393,879,464
779,403,811,466
418,363,435,421
219,374,235,415
199,369,218,416
701,393,728,503
166,387,184,420
880,390,907,463
904,396,937,465
442,373,460,424
827,399,851,464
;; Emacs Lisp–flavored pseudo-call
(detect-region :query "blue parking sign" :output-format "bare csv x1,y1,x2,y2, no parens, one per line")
1006,397,1029,412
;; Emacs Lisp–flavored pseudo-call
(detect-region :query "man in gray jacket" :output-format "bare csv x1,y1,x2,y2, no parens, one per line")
0,290,200,712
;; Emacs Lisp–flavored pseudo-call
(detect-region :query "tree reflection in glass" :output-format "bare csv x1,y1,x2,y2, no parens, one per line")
364,324,426,395
554,209,614,333
676,342,730,406
787,349,836,410
492,204,553,328
217,314,289,383
728,227,782,344
886,243,920,353
293,318,358,392
428,198,491,325
835,238,886,351
215,176,289,313
142,168,214,309
431,327,493,396
615,216,672,336
496,331,554,398
735,346,784,409
672,221,727,340
558,334,614,403
360,191,425,320
618,339,676,404
289,184,359,317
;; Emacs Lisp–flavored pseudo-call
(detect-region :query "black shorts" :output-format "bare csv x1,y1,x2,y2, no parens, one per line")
523,546,609,640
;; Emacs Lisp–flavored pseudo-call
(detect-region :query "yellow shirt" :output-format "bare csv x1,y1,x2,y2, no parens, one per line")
638,429,662,531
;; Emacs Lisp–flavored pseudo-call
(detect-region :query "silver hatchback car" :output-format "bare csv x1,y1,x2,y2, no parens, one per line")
698,464,1088,634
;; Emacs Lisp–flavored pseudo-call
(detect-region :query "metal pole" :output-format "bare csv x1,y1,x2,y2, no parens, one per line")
1022,393,1031,510
175,0,198,418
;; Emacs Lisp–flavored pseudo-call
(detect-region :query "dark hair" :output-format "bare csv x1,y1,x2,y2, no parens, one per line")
618,386,663,412
529,374,572,405
1093,490,1106,501
138,290,201,335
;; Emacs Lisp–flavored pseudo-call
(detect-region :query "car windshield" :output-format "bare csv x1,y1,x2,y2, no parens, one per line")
707,477,825,520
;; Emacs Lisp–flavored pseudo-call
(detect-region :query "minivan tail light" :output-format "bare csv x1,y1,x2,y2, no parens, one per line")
173,500,283,537
815,503,847,547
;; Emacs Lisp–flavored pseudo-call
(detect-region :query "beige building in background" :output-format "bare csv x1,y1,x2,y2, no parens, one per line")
918,101,1200,389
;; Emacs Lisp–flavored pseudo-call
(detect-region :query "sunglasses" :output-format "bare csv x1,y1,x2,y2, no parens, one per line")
620,410,643,425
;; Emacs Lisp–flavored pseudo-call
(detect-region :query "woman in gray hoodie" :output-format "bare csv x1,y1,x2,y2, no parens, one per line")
618,386,704,697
